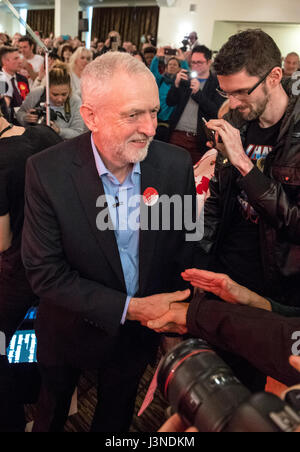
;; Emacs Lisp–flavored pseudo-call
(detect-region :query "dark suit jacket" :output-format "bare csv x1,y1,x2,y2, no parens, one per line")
22,133,196,369
167,72,224,153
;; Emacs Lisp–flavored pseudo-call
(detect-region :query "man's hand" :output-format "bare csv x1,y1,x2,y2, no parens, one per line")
206,119,254,176
182,269,271,311
190,78,201,94
175,69,189,88
147,302,189,334
127,289,190,327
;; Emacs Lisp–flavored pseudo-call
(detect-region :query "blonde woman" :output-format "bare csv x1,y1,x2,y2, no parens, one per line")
69,47,93,97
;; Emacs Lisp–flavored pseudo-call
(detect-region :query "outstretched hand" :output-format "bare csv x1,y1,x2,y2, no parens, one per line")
181,269,247,304
181,269,271,311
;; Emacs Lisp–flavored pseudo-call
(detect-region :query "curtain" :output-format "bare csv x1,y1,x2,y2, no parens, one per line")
92,6,160,49
27,9,55,39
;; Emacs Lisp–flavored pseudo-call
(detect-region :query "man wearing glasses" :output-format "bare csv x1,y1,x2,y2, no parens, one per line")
166,45,224,164
198,29,300,391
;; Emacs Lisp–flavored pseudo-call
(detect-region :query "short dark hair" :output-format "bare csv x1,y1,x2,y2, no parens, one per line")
0,46,19,66
143,46,157,56
19,35,37,53
19,35,34,46
192,45,212,61
213,29,282,78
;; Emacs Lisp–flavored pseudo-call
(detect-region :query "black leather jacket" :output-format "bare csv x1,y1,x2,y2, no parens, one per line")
198,80,300,306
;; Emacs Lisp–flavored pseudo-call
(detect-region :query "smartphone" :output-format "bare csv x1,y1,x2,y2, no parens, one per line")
202,117,216,147
164,48,177,56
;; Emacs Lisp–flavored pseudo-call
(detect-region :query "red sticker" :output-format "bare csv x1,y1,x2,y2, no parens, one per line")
143,187,159,207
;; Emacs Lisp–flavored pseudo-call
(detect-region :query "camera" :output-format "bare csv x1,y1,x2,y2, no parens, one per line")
181,36,190,53
157,338,300,432
32,106,57,124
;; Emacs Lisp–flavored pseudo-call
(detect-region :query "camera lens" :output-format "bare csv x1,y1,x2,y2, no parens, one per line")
157,338,251,432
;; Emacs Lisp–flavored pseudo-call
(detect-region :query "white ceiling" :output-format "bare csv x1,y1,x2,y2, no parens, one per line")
1,0,157,8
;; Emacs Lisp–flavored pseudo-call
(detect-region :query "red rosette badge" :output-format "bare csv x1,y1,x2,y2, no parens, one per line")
143,187,159,207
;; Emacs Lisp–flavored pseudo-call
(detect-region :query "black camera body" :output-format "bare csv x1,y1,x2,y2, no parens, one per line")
32,106,57,124
157,338,300,432
181,36,190,53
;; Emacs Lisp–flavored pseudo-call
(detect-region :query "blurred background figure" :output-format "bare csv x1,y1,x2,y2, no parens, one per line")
143,46,157,67
188,31,201,50
69,46,92,97
18,36,44,86
58,43,74,64
132,51,147,64
283,52,300,77
150,46,189,142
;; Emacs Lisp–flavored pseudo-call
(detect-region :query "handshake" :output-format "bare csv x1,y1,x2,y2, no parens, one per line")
127,268,270,334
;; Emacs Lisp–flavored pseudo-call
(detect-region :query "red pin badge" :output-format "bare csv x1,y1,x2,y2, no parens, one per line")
143,187,159,207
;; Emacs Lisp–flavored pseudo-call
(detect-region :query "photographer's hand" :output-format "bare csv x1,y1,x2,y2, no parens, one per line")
176,49,185,61
158,413,198,433
175,69,189,88
25,109,39,124
50,121,60,135
206,119,254,176
190,78,201,94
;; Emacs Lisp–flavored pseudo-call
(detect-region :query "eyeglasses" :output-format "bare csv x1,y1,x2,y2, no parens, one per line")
216,67,275,99
191,60,207,65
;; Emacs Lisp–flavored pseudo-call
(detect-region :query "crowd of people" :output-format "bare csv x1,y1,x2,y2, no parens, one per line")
0,25,300,433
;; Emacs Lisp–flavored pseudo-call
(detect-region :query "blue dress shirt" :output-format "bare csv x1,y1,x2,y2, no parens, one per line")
91,135,141,324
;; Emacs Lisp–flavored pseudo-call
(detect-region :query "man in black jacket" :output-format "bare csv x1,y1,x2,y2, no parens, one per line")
22,52,196,432
189,29,300,391
200,29,300,309
167,45,224,164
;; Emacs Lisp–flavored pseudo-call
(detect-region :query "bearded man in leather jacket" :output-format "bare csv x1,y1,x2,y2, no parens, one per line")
198,30,300,391
201,29,300,309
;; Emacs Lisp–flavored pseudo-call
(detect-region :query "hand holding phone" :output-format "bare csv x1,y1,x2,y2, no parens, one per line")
202,117,217,147
164,48,177,56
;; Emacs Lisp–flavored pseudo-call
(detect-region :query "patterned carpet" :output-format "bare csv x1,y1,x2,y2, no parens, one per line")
25,362,169,433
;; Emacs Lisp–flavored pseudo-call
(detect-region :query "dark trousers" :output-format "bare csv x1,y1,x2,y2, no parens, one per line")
33,361,147,432
169,130,204,165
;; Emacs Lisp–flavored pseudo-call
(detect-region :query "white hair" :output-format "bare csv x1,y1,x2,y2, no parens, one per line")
81,51,154,105
69,46,93,72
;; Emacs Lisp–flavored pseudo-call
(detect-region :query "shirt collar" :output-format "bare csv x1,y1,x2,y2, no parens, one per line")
2,70,14,81
91,134,141,184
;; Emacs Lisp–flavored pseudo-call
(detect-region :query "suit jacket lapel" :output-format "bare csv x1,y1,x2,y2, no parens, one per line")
70,134,126,290
139,156,163,294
